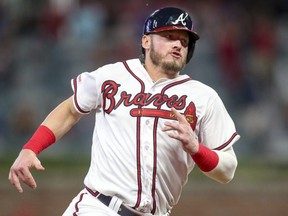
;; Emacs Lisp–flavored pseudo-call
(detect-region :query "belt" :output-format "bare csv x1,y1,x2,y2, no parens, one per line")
85,186,150,216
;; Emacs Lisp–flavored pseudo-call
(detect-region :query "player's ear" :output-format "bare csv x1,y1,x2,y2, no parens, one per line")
142,35,150,51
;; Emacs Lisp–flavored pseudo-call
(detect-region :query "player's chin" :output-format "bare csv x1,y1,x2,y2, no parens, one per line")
174,57,186,66
170,55,186,66
162,60,185,73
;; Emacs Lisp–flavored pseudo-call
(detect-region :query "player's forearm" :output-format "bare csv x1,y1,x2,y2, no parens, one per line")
22,97,83,155
203,149,238,184
41,96,82,140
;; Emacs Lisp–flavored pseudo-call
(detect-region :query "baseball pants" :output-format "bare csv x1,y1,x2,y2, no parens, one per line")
62,188,120,216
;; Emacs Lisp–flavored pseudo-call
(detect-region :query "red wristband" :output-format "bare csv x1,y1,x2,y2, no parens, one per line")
23,125,56,155
191,144,219,172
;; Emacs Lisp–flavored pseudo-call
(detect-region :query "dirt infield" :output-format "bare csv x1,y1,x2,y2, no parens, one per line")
2,159,288,216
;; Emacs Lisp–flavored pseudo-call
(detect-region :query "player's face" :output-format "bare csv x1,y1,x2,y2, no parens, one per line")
149,30,189,75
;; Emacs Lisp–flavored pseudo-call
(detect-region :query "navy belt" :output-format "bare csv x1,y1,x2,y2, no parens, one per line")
85,186,146,216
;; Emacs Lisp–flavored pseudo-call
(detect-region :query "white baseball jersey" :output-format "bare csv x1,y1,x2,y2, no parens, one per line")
71,58,240,215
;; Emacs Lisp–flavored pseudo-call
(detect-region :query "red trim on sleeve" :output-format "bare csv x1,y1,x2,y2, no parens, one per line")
213,132,239,151
73,78,90,114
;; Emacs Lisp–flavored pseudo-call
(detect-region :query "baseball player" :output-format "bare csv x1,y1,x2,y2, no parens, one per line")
9,7,240,216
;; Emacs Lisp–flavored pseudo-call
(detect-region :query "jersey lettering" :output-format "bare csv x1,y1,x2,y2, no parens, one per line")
101,80,187,113
101,80,120,113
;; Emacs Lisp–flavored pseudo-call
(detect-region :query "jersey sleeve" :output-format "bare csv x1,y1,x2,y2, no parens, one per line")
71,71,100,114
199,93,240,151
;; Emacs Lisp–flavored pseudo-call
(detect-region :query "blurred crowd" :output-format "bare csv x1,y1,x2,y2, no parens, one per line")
0,0,288,161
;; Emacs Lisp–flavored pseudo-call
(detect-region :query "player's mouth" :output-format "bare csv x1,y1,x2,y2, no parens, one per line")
170,51,182,59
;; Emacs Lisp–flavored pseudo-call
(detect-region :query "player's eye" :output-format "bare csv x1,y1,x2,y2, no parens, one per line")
180,39,189,47
163,33,188,47
164,33,173,40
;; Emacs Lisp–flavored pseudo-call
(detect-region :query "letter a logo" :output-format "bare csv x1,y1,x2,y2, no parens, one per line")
171,13,188,26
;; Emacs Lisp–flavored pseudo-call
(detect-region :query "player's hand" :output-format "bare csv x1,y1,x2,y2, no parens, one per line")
8,149,45,193
162,107,199,155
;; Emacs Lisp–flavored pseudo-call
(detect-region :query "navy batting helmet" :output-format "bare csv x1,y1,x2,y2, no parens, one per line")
142,7,200,63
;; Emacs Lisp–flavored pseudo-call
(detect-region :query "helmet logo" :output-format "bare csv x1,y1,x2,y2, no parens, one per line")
153,20,158,29
171,12,188,26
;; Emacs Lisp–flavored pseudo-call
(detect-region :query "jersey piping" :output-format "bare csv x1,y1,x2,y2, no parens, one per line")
72,78,90,114
213,132,239,151
123,60,192,214
123,61,145,209
151,77,192,214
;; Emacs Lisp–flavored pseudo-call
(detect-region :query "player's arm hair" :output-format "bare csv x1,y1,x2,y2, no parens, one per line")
202,147,238,184
41,96,83,140
23,96,83,154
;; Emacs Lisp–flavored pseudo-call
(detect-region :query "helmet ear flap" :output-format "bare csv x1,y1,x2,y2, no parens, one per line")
186,39,196,63
139,47,145,64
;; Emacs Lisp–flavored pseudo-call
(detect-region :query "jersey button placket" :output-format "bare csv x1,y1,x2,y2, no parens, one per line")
140,116,154,205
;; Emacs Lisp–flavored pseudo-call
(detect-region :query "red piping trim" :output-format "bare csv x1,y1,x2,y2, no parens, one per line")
151,77,192,214
122,61,144,208
73,78,90,114
73,192,87,216
213,132,239,151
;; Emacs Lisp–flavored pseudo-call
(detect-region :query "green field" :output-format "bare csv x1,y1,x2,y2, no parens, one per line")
1,156,288,216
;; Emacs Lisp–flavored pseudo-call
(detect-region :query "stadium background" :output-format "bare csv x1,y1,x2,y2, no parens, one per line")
1,0,288,215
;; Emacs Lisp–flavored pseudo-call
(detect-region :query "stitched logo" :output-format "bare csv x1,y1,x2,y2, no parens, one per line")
171,13,188,26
